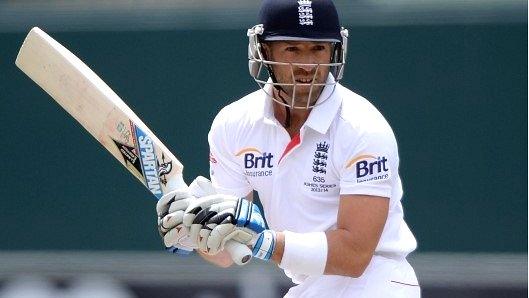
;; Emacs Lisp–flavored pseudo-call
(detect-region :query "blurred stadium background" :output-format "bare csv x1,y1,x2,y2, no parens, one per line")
0,0,526,297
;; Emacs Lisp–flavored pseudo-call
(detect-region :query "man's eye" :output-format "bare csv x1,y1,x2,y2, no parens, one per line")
313,45,326,51
285,47,298,52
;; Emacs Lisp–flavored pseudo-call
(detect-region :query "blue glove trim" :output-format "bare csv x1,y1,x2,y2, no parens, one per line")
236,199,266,233
252,233,264,255
235,198,251,227
248,204,266,233
252,230,276,261
165,246,193,255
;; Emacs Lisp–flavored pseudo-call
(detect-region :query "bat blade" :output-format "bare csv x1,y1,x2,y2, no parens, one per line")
15,27,185,198
15,27,252,265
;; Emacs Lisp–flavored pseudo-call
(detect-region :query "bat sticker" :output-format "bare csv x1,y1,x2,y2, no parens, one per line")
134,124,163,199
112,139,143,176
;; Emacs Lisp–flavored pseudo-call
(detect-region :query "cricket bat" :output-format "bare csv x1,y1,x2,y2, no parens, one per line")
15,27,252,265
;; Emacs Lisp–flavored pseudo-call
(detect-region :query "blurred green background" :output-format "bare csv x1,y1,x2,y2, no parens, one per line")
1,23,525,253
0,1,526,297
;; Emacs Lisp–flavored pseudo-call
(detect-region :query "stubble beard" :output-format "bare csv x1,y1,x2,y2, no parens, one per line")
282,84,323,108
271,65,330,108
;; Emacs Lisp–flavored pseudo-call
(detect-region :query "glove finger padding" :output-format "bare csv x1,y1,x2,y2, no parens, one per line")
156,186,196,253
188,176,217,197
183,195,238,226
157,191,193,239
198,228,212,253
156,189,192,217
203,198,267,255
189,200,237,248
201,207,237,254
155,176,219,255
206,223,236,254
168,199,191,214
163,224,195,248
159,210,185,233
207,225,256,255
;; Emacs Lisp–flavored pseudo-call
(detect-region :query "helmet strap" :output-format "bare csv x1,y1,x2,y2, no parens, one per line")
262,43,292,128
330,42,342,78
276,89,292,128
261,42,282,90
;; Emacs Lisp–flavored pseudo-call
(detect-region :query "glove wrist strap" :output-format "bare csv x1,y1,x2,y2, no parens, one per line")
252,230,276,261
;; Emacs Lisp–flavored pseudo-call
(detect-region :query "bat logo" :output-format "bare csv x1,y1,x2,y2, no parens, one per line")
157,153,173,186
113,132,174,192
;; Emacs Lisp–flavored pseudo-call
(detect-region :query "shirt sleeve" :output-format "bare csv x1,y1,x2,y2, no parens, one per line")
207,112,253,197
339,128,399,198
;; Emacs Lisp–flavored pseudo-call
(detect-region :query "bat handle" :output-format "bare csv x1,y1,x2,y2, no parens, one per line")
225,240,252,265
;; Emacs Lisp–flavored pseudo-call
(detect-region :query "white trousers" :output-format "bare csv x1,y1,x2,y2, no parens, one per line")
283,256,420,298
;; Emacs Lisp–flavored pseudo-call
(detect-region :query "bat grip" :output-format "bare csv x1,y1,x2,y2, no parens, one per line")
225,240,252,265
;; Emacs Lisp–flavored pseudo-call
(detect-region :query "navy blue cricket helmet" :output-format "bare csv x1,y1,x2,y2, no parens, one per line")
247,0,349,109
258,0,343,43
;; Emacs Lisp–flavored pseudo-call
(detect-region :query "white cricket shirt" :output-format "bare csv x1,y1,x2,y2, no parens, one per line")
208,81,417,264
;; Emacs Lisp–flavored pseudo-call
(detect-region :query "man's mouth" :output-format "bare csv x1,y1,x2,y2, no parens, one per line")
295,78,314,84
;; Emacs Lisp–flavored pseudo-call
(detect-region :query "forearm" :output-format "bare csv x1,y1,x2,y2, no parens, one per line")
325,229,374,277
270,229,375,278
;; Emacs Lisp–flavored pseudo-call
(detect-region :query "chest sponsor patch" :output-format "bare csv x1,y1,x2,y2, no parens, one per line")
236,147,274,177
345,154,391,183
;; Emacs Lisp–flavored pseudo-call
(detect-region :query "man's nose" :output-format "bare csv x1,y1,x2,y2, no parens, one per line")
296,62,317,73
294,52,320,72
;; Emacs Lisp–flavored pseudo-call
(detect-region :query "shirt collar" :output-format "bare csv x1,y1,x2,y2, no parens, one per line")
259,88,276,125
303,75,342,135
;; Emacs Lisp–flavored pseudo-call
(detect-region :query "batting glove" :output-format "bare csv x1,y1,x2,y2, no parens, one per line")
183,195,271,257
156,176,216,254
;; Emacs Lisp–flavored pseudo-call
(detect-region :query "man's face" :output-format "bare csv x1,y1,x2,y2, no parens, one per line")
264,41,333,107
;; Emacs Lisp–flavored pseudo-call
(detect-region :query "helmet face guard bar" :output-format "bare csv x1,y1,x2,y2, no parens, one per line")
247,24,349,109
252,60,343,109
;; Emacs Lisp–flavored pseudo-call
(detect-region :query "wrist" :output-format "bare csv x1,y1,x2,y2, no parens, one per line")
271,231,284,263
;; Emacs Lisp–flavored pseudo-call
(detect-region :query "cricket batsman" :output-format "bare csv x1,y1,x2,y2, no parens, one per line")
156,0,420,296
